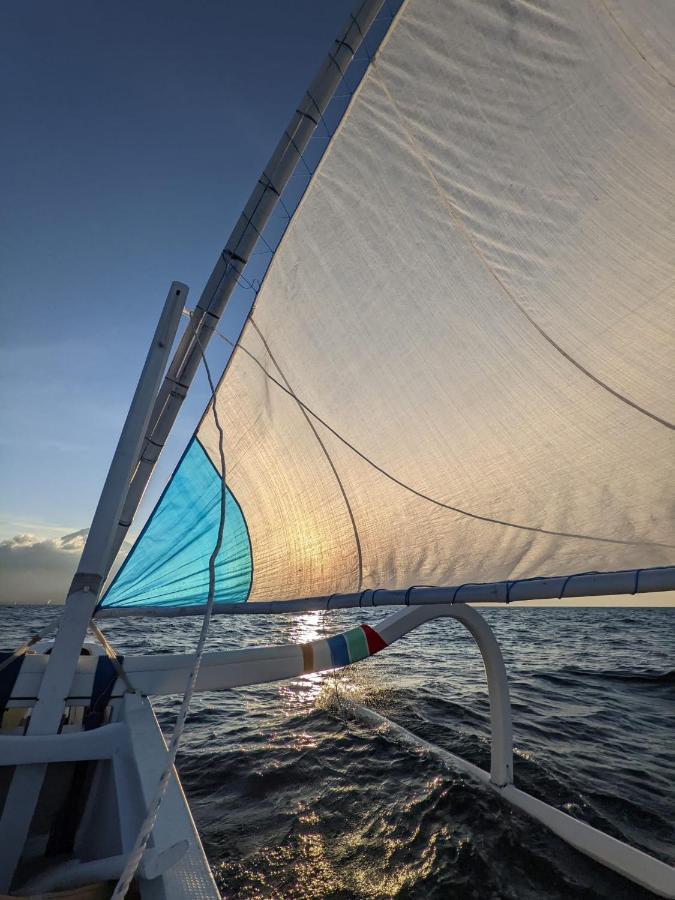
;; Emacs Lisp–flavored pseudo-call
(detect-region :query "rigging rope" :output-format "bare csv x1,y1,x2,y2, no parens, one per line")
112,313,227,898
213,326,674,551
88,620,137,695
0,618,61,675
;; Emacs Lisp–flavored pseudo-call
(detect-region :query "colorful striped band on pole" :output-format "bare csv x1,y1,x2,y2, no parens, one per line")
300,624,388,674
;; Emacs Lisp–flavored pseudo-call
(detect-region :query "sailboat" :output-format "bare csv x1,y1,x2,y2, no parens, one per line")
1,0,674,896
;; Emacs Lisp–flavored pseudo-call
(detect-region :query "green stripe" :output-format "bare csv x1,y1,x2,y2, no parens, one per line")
345,626,369,663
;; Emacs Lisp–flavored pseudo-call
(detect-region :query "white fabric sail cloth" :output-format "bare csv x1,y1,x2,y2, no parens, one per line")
198,0,675,602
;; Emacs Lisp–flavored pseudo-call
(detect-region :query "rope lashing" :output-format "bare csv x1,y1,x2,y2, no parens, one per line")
370,588,386,606
451,583,481,604
404,585,436,606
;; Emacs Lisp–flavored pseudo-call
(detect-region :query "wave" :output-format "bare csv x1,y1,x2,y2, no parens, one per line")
531,667,675,686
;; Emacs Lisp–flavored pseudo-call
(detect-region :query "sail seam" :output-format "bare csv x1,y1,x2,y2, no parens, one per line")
370,71,674,432
250,318,364,591
195,436,254,603
215,328,674,551
98,438,199,603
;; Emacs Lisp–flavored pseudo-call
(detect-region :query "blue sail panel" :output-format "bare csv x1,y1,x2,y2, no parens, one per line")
99,437,252,610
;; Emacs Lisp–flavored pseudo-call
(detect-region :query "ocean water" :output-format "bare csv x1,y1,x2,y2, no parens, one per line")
3,605,674,898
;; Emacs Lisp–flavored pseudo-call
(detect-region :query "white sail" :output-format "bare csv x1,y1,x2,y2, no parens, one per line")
103,0,674,611
196,0,674,601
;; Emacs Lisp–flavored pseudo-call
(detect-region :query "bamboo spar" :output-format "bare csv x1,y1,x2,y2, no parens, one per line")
104,0,388,579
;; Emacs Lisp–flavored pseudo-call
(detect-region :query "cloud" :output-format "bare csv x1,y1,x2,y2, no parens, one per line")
0,530,129,605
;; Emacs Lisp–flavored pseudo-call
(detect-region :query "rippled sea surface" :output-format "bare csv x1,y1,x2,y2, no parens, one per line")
3,605,674,898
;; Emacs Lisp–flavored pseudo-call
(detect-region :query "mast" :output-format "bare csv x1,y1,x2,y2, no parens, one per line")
0,283,186,891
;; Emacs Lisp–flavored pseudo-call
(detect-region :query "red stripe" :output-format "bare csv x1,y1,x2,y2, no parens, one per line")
360,624,387,655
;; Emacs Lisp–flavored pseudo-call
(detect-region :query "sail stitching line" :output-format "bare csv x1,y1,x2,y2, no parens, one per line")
250,318,364,591
214,328,673,550
370,71,675,432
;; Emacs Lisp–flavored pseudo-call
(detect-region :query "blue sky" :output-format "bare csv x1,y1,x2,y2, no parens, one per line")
0,2,356,538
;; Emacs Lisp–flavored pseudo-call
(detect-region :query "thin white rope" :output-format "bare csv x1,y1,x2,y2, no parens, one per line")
0,617,61,674
88,621,137,695
212,327,671,551
112,315,227,898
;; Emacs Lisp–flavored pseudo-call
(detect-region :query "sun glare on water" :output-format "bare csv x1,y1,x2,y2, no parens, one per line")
278,611,326,711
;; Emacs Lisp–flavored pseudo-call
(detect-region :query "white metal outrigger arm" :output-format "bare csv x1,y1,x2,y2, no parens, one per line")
0,282,186,893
